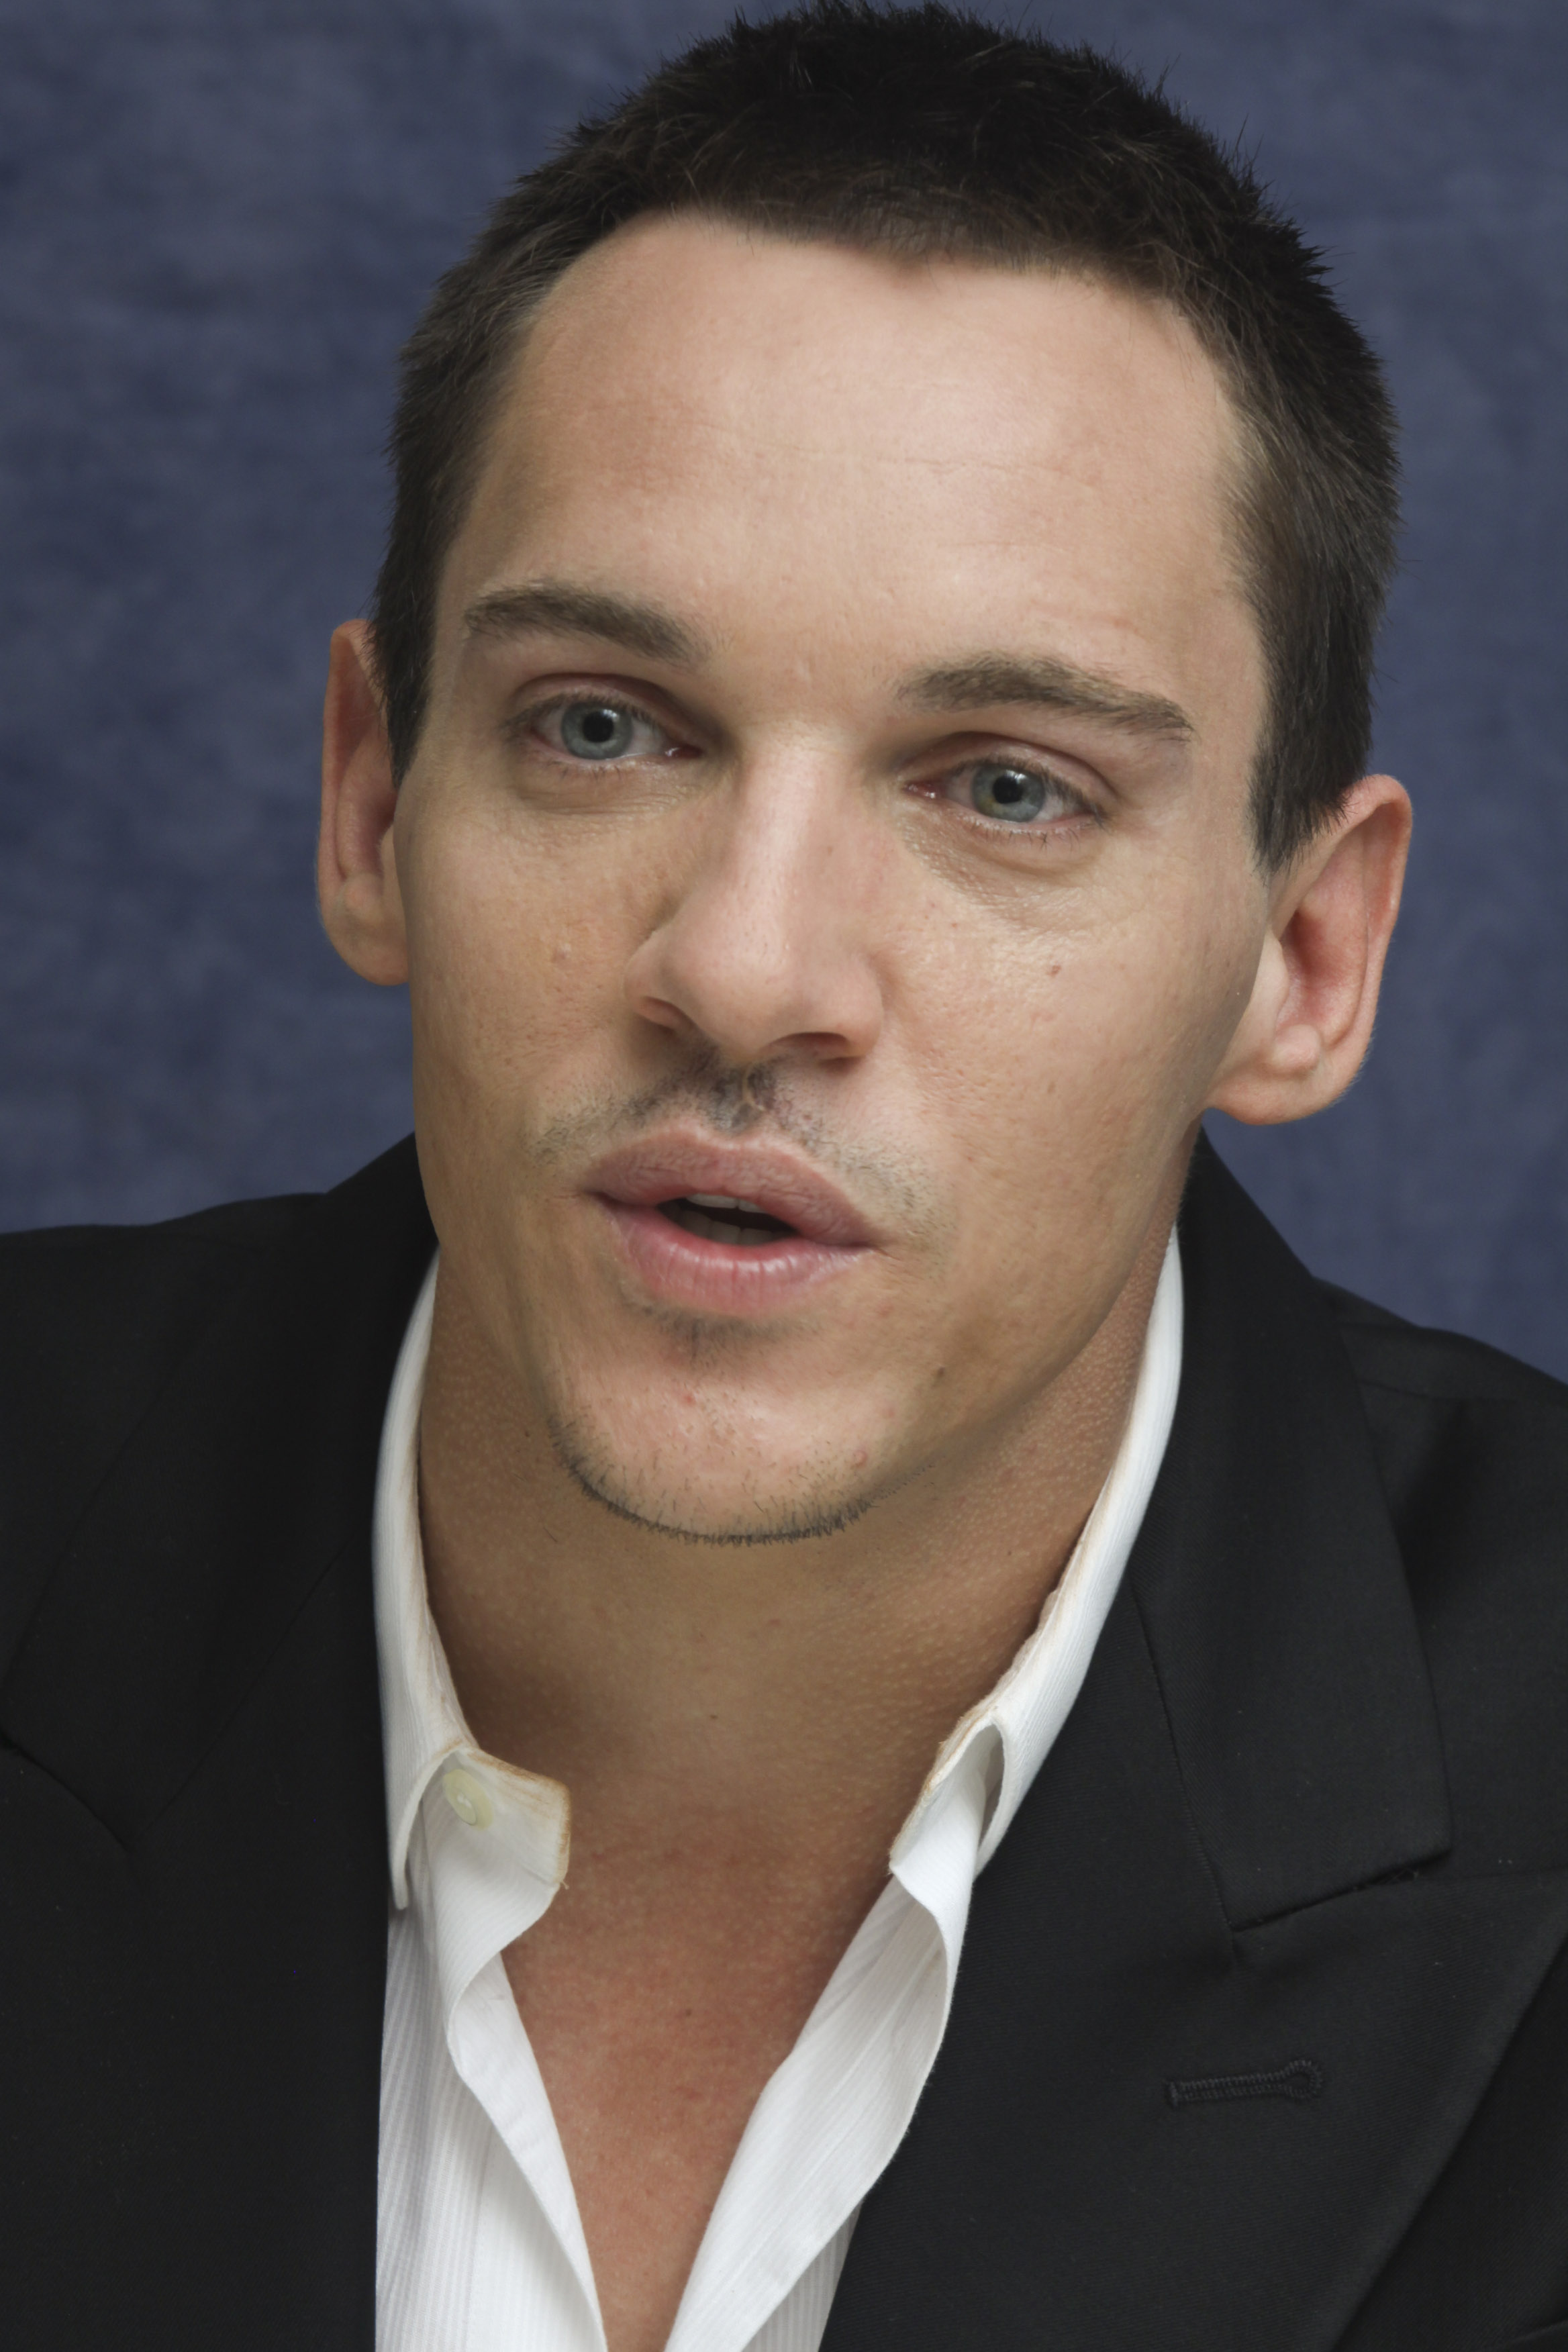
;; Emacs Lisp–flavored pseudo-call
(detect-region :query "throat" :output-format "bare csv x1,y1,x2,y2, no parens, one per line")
658,1195,796,1246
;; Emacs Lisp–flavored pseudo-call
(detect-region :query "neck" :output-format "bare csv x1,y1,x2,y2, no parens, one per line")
417,1185,1179,1869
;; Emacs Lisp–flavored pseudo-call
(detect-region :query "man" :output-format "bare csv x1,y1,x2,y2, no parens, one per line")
3,5,1566,2347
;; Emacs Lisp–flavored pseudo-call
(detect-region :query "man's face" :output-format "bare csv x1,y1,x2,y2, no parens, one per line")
391,217,1271,1540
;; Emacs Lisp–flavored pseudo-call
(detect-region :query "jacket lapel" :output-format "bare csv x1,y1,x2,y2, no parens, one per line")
0,1138,434,2347
822,1141,1568,2352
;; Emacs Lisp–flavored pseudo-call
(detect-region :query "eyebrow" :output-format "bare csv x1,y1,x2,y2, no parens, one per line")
464,583,1195,745
899,655,1195,743
462,581,707,668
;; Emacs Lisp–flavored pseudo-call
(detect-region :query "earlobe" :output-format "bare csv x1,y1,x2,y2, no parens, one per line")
1207,773,1412,1126
318,620,409,986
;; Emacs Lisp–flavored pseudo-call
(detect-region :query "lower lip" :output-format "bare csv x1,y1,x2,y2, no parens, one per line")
593,1199,867,1314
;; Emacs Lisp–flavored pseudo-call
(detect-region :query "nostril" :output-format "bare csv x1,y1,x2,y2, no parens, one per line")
787,1032,860,1062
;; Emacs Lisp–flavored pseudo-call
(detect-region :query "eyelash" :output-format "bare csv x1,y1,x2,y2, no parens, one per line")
933,761,1099,837
505,691,677,755
507,693,1102,838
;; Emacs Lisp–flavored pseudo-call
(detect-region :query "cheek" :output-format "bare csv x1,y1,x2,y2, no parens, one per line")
912,871,1255,1238
403,809,647,1104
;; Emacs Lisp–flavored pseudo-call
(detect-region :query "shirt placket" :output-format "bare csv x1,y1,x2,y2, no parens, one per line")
417,1755,605,2348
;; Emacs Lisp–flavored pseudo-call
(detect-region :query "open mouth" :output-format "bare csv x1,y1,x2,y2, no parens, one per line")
583,1140,874,1310
656,1193,798,1246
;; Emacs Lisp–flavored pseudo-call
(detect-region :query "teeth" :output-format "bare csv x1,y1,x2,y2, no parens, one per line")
687,1209,763,1244
684,1193,767,1213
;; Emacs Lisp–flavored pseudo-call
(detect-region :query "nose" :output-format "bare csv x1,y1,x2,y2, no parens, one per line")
623,755,886,1068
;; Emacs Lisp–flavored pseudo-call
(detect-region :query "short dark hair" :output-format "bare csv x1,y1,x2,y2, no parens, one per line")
371,0,1399,866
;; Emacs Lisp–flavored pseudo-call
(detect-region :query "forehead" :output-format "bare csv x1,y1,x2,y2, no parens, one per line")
444,215,1257,730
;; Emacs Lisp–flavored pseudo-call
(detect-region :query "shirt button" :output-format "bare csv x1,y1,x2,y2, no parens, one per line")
441,1767,495,1830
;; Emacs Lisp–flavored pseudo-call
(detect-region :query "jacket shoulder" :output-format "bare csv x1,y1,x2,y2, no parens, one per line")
1323,1281,1568,1870
0,1189,315,1277
0,1191,322,1660
0,1189,321,1372
1323,1278,1568,1410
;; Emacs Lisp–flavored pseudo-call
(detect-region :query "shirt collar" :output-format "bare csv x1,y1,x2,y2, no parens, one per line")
373,1231,1182,1908
374,1258,570,1909
892,1226,1183,1875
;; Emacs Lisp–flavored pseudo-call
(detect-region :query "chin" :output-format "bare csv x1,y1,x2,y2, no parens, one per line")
542,1399,898,1547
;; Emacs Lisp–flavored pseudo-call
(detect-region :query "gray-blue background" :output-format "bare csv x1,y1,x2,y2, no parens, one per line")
3,0,1565,1374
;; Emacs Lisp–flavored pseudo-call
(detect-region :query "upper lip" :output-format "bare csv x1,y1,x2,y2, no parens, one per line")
582,1135,878,1248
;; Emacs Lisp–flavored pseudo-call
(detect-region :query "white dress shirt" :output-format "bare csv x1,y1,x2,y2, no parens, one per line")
376,1234,1183,2351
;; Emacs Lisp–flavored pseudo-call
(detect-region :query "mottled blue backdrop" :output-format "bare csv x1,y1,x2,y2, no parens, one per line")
3,0,1565,1373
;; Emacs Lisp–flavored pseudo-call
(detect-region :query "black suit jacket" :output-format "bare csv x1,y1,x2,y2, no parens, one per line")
2,1136,1567,2350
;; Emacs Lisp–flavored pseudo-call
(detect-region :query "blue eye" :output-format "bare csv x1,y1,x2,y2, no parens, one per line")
969,763,1052,824
560,701,638,759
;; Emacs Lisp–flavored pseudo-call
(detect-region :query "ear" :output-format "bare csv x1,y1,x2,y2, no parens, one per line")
1207,773,1412,1125
318,619,408,985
